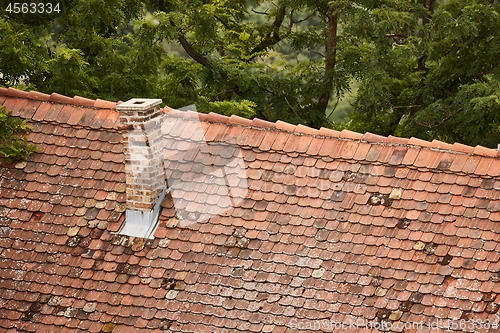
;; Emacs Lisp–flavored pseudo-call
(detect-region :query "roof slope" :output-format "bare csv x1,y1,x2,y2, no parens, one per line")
1,87,500,332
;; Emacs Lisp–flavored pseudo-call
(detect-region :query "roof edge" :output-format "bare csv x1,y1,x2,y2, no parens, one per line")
2,87,498,159
162,107,500,159
0,87,118,110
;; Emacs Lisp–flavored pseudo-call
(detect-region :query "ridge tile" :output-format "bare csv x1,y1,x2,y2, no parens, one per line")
340,129,362,140
94,99,116,109
6,87,29,98
73,96,95,107
49,92,74,104
318,127,340,137
294,124,319,135
27,91,51,101
275,120,296,132
251,118,275,128
362,132,386,143
229,115,253,126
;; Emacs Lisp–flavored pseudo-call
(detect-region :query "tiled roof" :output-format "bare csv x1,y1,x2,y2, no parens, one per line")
1,86,500,332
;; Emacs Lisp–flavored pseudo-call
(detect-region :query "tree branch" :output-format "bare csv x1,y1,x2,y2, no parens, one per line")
177,33,216,71
252,8,269,15
415,106,463,129
158,0,166,12
161,5,219,74
248,6,287,61
385,33,409,45
316,6,339,117
422,0,436,26
326,96,341,119
292,13,315,24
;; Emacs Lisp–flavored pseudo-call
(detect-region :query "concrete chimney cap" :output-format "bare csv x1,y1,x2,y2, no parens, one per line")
116,98,162,111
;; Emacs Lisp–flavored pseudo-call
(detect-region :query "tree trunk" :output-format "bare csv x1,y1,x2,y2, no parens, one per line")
316,6,338,122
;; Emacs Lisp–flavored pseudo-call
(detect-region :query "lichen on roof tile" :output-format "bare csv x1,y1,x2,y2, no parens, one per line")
1,88,500,333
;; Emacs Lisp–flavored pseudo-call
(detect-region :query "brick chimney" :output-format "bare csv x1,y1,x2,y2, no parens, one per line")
116,98,167,238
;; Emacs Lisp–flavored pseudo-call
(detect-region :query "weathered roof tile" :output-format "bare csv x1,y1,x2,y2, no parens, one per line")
318,127,340,137
26,91,50,101
93,99,116,109
73,95,95,107
49,92,74,104
251,118,275,128
4,87,29,98
275,120,296,132
1,88,500,333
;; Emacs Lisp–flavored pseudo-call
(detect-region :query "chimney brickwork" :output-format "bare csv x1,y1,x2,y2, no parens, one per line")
116,98,165,211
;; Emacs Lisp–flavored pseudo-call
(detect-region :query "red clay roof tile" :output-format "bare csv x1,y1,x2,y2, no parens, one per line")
31,102,53,121
461,155,482,173
42,104,64,122
275,120,296,132
0,87,8,96
283,134,312,154
2,88,500,333
251,118,275,128
294,124,319,135
318,127,340,137
5,87,29,98
66,107,86,125
93,99,116,109
408,136,432,147
473,145,497,157
318,138,344,157
305,137,324,156
452,142,475,153
3,97,30,116
259,130,280,151
77,108,98,127
178,119,201,139
229,115,253,126
73,95,95,107
362,132,386,143
202,123,229,142
90,109,112,129
430,139,453,150
401,147,420,165
206,112,229,123
388,147,408,165
240,128,267,147
27,91,51,101
340,129,362,140
340,140,359,159
475,157,494,175
49,92,74,104
102,111,120,129
387,135,409,145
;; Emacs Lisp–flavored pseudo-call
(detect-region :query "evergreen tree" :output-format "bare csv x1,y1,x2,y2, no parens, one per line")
0,107,37,163
348,0,500,147
1,0,499,147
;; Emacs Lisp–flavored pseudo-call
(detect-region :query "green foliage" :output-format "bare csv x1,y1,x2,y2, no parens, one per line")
197,98,257,118
346,0,500,147
0,0,162,100
1,0,500,147
45,48,97,97
0,107,37,163
0,16,48,86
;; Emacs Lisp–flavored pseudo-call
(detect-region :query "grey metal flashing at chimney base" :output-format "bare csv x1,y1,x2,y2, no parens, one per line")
118,182,167,239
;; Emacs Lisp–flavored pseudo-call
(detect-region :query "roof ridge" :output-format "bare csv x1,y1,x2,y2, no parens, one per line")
2,87,498,159
164,107,500,159
0,87,118,109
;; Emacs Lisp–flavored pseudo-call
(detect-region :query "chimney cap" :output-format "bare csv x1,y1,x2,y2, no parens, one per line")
116,98,162,111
